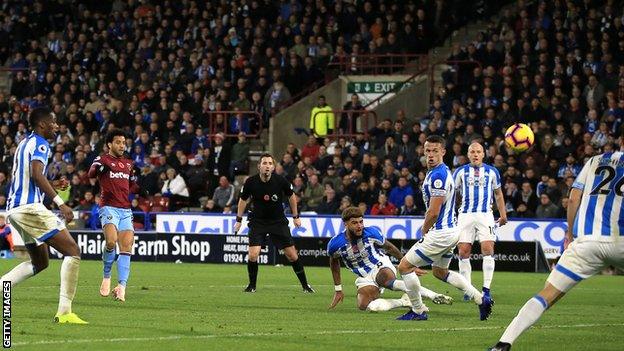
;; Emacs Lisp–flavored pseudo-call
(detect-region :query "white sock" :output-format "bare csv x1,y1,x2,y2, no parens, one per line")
459,258,472,286
391,279,407,292
366,298,407,312
57,256,80,315
418,286,437,300
482,255,495,289
401,272,425,311
444,271,483,304
500,296,548,344
1,261,35,286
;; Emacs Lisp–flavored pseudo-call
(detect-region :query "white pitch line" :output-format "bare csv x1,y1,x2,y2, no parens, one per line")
11,323,624,346
17,284,334,289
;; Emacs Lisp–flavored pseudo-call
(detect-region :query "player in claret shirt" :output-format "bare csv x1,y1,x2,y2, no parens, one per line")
89,129,139,302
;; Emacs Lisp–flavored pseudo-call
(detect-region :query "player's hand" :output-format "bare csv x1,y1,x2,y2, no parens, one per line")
564,232,573,250
329,290,344,309
233,221,241,235
497,216,508,226
53,176,69,191
59,204,74,224
293,217,302,227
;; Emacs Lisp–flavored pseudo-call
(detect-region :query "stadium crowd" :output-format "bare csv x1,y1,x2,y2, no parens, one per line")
0,0,616,225
293,0,624,219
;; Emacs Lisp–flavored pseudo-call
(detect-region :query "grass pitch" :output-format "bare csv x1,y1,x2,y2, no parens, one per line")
3,259,623,350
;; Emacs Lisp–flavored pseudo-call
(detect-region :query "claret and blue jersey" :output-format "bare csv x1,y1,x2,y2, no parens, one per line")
327,227,387,277
422,163,456,230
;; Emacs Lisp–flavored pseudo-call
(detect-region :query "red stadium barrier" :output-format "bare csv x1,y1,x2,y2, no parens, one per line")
327,54,429,75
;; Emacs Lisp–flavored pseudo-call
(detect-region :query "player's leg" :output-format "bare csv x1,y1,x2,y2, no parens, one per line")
396,244,429,320
432,252,492,321
457,214,475,299
490,240,613,350
112,228,134,302
480,240,495,299
365,267,412,311
100,206,120,296
378,268,453,305
356,286,381,310
0,242,48,286
276,225,314,292
46,229,88,324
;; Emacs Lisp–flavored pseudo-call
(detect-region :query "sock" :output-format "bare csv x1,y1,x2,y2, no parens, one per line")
500,296,548,344
390,279,407,292
247,260,258,287
102,247,116,279
1,261,35,286
291,258,309,287
57,256,80,316
366,298,407,312
459,258,472,286
418,286,438,300
482,255,495,290
443,271,483,304
401,271,425,312
117,252,132,286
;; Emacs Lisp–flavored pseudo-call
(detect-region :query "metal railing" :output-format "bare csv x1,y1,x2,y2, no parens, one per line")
326,54,429,75
204,110,264,138
311,109,378,138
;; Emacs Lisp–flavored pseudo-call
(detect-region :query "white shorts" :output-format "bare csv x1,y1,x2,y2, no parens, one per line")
547,240,624,293
7,203,66,246
354,255,397,290
458,212,496,243
404,228,459,269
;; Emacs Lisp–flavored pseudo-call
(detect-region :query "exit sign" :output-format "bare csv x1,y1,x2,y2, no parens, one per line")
347,81,411,93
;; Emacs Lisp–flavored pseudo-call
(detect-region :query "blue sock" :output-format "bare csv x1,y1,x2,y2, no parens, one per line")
117,252,132,286
102,248,116,279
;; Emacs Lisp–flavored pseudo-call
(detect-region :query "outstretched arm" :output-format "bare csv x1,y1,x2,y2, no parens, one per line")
328,256,344,309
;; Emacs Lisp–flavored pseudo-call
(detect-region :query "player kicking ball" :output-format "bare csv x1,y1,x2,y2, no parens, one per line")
89,129,139,302
396,135,493,321
489,128,624,350
328,207,453,312
453,142,507,301
0,107,87,324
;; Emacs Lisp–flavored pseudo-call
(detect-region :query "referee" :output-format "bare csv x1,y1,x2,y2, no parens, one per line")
234,153,315,293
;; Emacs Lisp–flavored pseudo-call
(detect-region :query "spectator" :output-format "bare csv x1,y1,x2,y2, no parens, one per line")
302,174,324,210
399,195,420,216
161,168,190,212
370,193,397,216
321,165,341,192
301,136,320,164
309,95,335,144
213,176,236,211
315,186,340,214
208,133,231,177
388,176,414,208
535,194,560,219
230,132,250,179
340,94,365,134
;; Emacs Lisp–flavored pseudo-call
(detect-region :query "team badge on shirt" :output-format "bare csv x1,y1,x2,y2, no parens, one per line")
271,194,278,202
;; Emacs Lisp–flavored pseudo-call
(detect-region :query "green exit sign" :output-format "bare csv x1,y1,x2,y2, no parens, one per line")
347,81,411,93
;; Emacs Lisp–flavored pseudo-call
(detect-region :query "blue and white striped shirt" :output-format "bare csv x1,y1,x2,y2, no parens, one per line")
571,151,624,242
423,163,456,230
7,132,51,210
453,163,501,213
327,227,387,277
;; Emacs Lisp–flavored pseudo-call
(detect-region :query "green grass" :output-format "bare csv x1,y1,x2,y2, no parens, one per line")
3,259,623,351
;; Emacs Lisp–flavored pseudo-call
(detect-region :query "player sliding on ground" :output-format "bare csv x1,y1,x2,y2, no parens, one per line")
489,127,624,350
89,129,139,302
396,135,494,321
328,207,453,312
454,142,507,301
0,107,87,324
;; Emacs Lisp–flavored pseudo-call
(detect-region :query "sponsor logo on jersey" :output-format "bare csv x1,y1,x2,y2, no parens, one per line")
109,171,130,179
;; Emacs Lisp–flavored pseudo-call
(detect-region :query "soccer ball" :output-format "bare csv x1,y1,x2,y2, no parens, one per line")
504,123,535,153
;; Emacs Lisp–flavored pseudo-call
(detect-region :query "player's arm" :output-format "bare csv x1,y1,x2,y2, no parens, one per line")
88,156,108,179
382,240,403,260
31,160,73,223
328,255,344,309
494,187,507,226
233,197,249,235
422,196,443,235
566,188,582,249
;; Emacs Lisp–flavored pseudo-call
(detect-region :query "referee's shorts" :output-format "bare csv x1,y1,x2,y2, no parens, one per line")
248,222,294,249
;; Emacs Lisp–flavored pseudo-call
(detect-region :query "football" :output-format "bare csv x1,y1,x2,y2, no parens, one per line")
504,123,535,153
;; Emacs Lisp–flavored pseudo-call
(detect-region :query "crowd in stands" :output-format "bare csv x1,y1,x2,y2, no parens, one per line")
0,0,502,227
293,0,624,219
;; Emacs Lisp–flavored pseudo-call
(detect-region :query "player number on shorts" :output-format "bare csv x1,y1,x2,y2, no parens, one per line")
589,166,624,196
